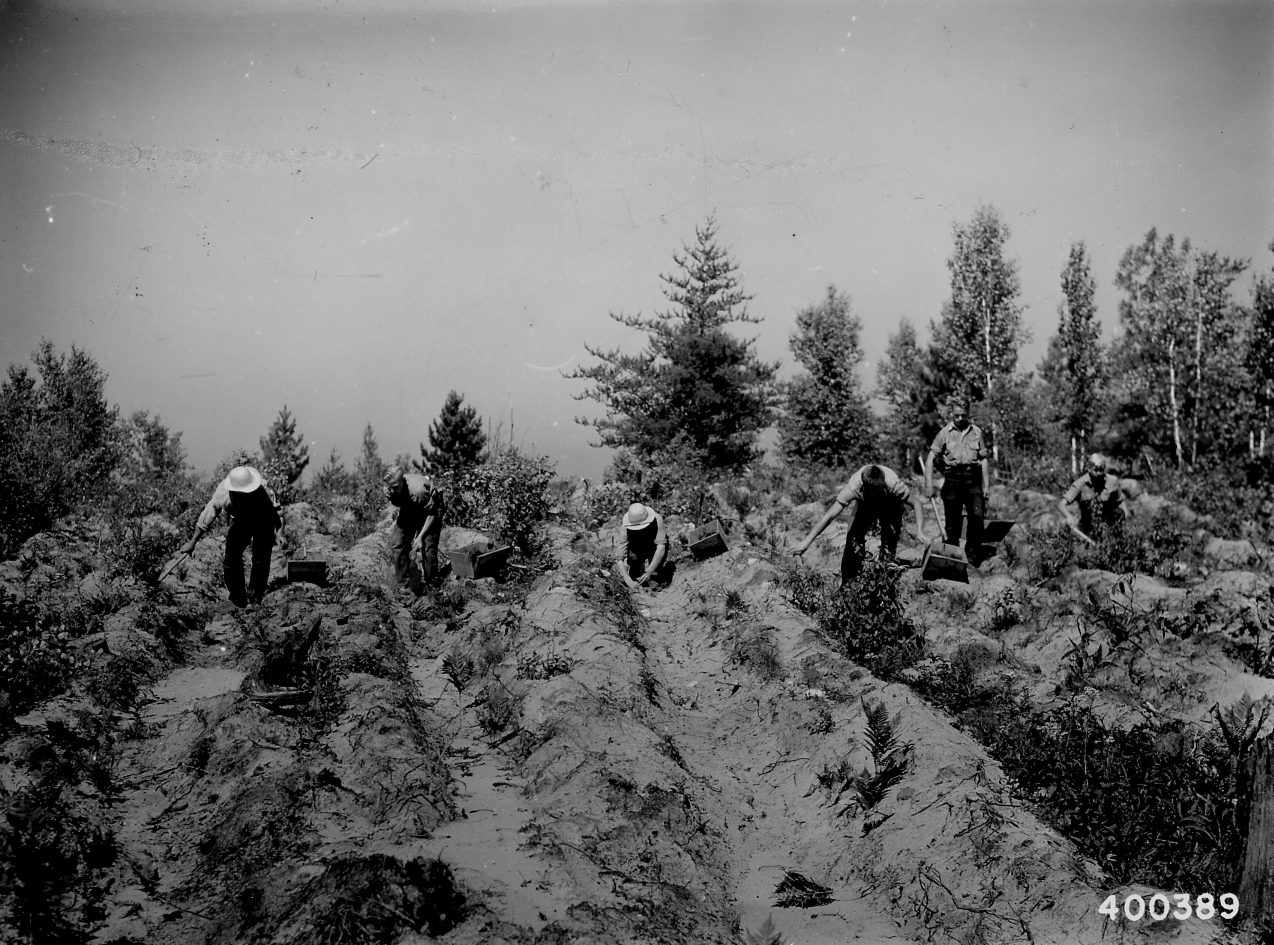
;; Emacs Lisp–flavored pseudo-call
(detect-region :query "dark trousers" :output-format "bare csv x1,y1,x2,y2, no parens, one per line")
1078,499,1126,538
626,529,674,585
225,520,275,607
840,500,903,584
390,509,441,595
941,469,985,552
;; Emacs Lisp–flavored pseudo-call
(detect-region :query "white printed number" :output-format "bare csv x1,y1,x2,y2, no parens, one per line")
1099,893,1239,921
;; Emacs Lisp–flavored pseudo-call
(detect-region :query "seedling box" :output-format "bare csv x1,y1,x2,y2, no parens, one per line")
287,560,328,586
981,519,1015,544
686,520,728,561
449,542,513,579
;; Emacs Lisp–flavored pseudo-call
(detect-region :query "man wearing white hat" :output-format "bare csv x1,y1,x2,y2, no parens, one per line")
1059,452,1126,544
617,502,670,589
180,464,282,608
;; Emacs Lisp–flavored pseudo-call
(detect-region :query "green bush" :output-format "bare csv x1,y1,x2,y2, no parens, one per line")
439,447,556,554
0,589,79,727
1084,510,1194,579
0,341,123,559
783,561,925,679
964,696,1239,890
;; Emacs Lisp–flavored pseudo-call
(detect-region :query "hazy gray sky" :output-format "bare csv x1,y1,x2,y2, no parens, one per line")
2,0,1271,480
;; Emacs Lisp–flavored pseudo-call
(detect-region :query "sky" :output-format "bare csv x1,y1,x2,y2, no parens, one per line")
1,0,1271,481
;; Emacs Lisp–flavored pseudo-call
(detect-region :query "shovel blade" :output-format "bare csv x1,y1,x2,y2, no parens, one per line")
920,541,969,583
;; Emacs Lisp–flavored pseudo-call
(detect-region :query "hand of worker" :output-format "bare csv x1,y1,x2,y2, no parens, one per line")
926,484,938,499
792,541,808,557
179,537,197,556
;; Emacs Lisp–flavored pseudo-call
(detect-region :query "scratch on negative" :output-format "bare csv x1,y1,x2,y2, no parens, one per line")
360,153,379,169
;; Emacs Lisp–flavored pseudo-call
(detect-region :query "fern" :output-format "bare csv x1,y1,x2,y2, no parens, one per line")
842,699,912,814
772,870,834,908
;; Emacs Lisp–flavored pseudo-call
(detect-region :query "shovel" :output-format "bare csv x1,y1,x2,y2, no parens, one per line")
922,494,968,582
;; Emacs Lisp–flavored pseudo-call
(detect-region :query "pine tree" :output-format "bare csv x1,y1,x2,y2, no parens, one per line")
0,340,122,557
568,214,779,473
421,390,487,472
259,404,310,487
1043,242,1105,471
312,447,356,496
778,285,875,469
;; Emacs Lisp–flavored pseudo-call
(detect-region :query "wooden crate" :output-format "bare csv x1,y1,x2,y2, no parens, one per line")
686,520,728,560
981,519,1015,544
448,542,513,579
920,541,968,583
287,560,328,586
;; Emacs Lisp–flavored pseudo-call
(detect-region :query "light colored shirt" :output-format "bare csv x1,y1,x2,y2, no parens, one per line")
834,465,911,505
392,473,444,517
1063,472,1123,508
928,422,990,467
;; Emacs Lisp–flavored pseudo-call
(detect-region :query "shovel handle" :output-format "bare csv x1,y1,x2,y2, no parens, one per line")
928,495,947,544
158,552,190,582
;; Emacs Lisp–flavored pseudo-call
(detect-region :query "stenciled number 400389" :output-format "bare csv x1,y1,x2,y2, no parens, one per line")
1098,893,1239,922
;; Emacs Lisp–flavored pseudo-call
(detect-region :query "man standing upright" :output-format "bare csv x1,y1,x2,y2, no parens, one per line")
384,467,445,597
924,397,991,563
180,465,282,608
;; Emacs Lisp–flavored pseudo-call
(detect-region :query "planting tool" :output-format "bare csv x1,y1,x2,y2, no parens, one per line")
928,495,948,543
158,551,190,582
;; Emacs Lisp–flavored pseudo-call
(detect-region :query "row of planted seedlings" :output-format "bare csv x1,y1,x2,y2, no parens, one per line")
0,515,212,945
429,544,747,943
777,557,1253,920
140,540,465,945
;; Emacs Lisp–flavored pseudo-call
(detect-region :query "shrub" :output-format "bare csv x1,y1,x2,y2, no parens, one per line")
820,562,926,679
0,341,123,559
964,697,1239,891
0,589,79,727
439,447,556,554
1084,510,1194,579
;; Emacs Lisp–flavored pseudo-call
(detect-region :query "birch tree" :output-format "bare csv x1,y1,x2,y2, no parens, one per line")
1113,230,1248,468
933,205,1027,460
934,205,1026,402
1246,244,1274,458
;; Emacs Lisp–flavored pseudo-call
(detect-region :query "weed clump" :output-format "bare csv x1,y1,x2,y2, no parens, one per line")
781,561,925,679
0,589,81,727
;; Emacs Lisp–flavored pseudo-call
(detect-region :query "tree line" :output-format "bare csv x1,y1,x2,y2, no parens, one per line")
4,204,1270,558
569,207,1274,514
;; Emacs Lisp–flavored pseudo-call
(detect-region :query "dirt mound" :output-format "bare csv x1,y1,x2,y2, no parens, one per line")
1,480,1264,944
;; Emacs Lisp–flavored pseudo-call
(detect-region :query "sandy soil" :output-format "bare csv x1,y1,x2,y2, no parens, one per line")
0,483,1263,944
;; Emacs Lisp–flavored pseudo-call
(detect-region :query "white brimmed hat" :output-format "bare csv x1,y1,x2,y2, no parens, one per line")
623,503,655,529
227,465,263,493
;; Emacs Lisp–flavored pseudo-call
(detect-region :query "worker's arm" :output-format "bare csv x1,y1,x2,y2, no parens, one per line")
980,457,991,495
616,531,640,588
180,485,228,554
910,493,927,543
923,451,938,498
1057,495,1095,545
794,500,850,556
